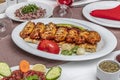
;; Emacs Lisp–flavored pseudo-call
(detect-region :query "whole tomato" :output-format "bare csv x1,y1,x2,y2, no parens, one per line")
37,40,60,54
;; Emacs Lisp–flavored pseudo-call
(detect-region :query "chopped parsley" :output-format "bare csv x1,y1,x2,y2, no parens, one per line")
25,75,39,80
21,4,39,14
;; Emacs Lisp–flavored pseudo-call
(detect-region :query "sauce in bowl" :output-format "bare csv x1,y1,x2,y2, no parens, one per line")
99,61,120,73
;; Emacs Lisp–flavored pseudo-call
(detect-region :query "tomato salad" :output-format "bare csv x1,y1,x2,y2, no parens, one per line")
0,60,62,80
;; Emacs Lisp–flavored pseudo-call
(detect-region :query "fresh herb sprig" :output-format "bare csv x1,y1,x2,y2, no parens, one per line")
21,4,39,14
25,75,39,80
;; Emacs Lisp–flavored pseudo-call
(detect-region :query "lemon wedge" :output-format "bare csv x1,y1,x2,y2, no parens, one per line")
31,64,46,73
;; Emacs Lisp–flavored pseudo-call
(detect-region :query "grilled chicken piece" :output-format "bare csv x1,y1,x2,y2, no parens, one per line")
30,22,45,40
75,32,85,44
80,30,89,40
86,31,101,44
54,27,68,42
41,22,57,40
37,22,46,34
20,21,35,39
75,30,89,44
66,28,79,43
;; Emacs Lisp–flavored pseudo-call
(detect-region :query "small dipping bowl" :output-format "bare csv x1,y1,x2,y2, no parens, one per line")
96,59,120,80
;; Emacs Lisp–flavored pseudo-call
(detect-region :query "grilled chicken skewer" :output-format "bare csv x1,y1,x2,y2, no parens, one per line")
20,21,101,45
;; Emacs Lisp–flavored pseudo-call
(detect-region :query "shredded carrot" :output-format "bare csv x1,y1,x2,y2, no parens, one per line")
19,60,30,73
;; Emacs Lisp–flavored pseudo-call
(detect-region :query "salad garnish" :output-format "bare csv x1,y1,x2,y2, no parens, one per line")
21,4,39,14
0,60,62,80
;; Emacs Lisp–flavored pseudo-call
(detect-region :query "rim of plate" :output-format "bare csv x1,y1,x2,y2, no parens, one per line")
11,18,117,61
11,65,33,71
82,1,120,28
5,1,53,22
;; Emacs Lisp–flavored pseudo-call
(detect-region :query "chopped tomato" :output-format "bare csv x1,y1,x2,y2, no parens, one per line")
37,40,60,54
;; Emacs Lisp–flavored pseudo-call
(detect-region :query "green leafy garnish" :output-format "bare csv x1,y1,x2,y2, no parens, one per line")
71,46,79,53
21,4,39,14
25,75,39,80
61,50,72,56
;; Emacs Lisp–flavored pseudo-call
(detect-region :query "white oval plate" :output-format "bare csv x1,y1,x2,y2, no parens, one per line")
11,18,117,61
82,1,120,28
5,1,53,22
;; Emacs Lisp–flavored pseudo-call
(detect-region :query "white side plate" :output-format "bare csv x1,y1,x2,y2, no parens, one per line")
82,1,120,28
5,1,53,22
11,65,68,80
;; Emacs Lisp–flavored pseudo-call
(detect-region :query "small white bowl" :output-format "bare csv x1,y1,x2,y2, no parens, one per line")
96,59,120,80
0,2,7,14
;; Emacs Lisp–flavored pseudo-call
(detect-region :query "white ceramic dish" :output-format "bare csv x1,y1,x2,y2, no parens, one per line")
11,18,117,61
96,59,120,80
5,1,53,22
11,65,68,80
82,1,120,28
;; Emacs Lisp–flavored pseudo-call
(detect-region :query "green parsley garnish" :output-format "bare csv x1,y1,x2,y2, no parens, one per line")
21,4,39,14
25,75,39,80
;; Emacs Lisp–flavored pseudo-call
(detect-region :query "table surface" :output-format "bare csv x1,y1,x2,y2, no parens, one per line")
0,2,120,67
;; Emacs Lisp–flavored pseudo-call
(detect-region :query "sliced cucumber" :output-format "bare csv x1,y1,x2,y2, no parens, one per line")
0,62,11,77
46,66,62,80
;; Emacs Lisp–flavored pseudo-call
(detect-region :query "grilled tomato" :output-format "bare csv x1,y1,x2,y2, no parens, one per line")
37,40,60,54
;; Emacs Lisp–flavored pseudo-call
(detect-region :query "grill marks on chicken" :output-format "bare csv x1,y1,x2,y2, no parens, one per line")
55,27,68,42
66,28,79,43
41,22,57,40
29,22,45,40
20,21,35,38
86,31,101,44
20,21,101,45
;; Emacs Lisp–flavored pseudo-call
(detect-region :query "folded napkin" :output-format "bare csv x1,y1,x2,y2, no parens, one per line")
90,5,120,21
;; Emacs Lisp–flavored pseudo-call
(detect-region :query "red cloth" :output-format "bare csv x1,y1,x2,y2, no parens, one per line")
90,5,120,21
